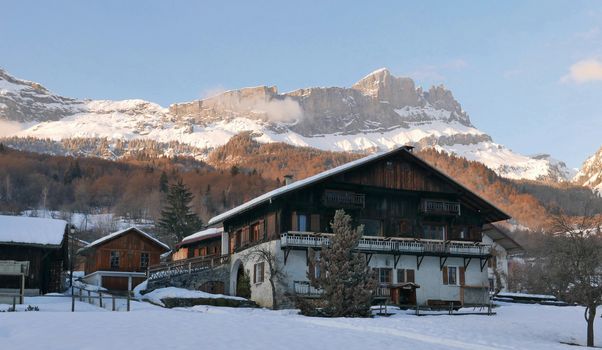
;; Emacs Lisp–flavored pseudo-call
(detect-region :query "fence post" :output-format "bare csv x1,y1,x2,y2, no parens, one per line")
127,293,131,312
12,295,16,310
112,295,116,311
87,290,91,304
188,262,192,274
99,292,103,308
79,288,82,302
71,287,75,312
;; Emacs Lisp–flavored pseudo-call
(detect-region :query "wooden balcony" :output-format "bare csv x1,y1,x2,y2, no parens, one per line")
323,190,365,209
281,231,490,258
420,199,461,216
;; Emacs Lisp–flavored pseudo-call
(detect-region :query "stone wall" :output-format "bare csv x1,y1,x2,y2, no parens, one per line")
147,264,231,294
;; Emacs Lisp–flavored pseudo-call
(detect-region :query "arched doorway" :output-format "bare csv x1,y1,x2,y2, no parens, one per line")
231,259,250,298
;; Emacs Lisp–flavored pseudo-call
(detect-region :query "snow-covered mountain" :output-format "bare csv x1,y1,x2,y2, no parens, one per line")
573,146,602,193
0,67,574,181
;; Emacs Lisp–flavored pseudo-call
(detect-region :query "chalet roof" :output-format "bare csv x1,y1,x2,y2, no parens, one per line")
208,146,511,225
483,223,523,254
0,215,67,247
80,227,170,252
176,227,222,248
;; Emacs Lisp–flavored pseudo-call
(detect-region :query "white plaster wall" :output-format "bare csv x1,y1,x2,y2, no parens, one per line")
230,241,490,307
482,235,509,291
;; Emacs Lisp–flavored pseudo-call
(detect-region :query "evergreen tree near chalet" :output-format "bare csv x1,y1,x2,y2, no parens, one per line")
306,209,376,317
158,179,202,242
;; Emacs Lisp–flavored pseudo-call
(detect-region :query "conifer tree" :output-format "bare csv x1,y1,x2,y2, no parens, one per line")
158,179,202,242
159,171,169,193
307,209,376,317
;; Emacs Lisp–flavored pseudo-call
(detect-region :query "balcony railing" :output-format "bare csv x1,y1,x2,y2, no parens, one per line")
323,190,365,209
421,200,461,216
293,281,322,298
281,231,490,257
147,255,230,281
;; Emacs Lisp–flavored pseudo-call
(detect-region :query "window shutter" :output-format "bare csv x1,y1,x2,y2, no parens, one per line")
253,264,257,284
291,212,298,231
459,267,465,286
310,214,320,232
407,269,415,283
442,266,448,285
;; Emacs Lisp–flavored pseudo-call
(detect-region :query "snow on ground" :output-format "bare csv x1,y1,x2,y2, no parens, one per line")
138,287,246,307
0,295,600,350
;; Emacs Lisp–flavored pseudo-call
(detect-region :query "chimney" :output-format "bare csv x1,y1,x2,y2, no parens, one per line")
283,174,294,186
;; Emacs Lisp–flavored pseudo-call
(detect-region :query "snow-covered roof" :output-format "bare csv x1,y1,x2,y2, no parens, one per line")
81,227,169,251
0,215,67,247
208,146,510,226
180,227,222,244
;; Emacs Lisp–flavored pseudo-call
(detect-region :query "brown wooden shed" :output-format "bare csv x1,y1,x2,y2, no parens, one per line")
78,227,169,291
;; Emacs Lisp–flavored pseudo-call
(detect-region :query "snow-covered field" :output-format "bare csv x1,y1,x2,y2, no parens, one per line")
1,295,600,350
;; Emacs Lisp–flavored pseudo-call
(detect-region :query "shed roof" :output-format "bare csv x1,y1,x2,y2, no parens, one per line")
208,146,510,225
483,223,523,254
0,215,67,247
81,227,170,252
176,227,222,248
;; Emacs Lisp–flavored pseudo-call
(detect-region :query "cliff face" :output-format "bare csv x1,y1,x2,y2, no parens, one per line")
0,67,575,183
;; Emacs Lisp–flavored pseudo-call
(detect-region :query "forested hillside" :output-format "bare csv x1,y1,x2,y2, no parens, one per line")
1,135,600,240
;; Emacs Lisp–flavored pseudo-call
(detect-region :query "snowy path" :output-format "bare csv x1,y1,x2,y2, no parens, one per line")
0,297,600,350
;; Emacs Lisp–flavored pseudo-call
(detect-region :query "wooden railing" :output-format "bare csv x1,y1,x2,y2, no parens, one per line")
421,199,461,215
147,255,230,281
281,231,490,257
323,190,365,209
293,281,322,297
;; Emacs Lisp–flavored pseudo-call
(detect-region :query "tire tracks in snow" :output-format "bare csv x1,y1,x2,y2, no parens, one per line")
295,317,507,350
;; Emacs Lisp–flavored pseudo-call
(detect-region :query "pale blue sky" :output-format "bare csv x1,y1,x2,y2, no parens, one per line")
2,1,602,168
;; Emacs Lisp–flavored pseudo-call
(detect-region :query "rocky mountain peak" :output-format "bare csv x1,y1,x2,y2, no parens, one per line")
574,146,602,192
351,68,420,108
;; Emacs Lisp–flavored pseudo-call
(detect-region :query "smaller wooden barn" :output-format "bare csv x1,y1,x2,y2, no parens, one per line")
78,227,169,291
172,227,223,261
0,215,69,295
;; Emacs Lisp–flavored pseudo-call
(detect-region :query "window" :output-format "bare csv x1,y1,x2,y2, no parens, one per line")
447,266,458,285
298,214,308,232
378,268,392,284
140,252,149,269
397,269,406,283
423,224,445,240
253,262,265,284
360,219,382,236
110,251,120,269
397,269,416,284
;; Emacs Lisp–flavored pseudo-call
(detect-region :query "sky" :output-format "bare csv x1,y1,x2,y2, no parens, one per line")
1,1,602,168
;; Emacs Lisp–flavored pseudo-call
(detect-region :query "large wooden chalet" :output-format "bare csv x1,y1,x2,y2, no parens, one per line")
153,146,510,308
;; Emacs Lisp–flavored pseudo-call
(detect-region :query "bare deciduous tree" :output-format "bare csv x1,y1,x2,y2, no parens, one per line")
243,243,288,310
539,210,602,347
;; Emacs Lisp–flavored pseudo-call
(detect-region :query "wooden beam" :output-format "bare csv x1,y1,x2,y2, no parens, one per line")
393,254,401,269
416,255,425,270
480,257,489,271
439,256,448,271
463,257,472,270
284,247,291,265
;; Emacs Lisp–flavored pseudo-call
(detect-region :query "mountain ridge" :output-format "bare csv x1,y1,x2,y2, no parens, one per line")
0,67,579,183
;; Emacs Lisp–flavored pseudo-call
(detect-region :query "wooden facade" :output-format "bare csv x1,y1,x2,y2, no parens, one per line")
216,147,509,255
0,243,68,294
173,236,221,261
79,228,169,290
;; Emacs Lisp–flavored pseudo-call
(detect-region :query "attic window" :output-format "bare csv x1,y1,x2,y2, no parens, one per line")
386,161,394,170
